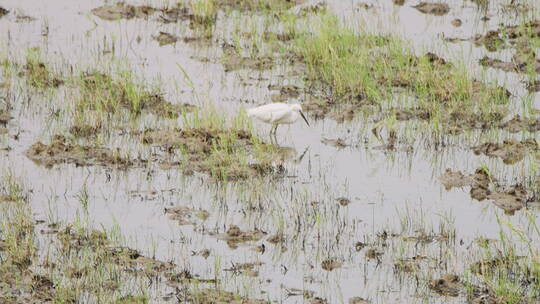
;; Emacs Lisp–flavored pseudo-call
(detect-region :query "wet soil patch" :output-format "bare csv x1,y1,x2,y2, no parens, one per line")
0,7,8,18
466,20,540,53
439,168,532,214
154,31,179,46
164,206,209,225
176,287,270,304
321,258,343,271
69,123,102,138
269,84,301,102
57,225,175,274
224,261,263,277
211,225,267,249
91,3,189,22
23,60,63,89
500,115,540,133
479,48,540,74
412,2,450,16
321,138,349,149
0,109,12,130
472,139,538,165
429,274,463,296
140,127,284,180
77,72,195,117
165,270,216,286
222,53,274,72
26,135,145,168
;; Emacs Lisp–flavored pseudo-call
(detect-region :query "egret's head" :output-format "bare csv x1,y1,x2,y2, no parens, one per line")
292,104,310,127
291,104,303,112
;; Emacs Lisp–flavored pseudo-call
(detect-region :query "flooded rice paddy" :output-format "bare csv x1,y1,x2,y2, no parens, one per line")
1,0,540,303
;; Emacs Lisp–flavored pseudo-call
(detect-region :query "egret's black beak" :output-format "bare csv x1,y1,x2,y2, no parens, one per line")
300,110,310,127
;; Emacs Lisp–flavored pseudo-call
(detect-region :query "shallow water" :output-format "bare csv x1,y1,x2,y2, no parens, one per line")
1,0,540,303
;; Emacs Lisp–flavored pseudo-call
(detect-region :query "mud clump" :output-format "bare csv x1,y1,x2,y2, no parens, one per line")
164,206,209,225
178,287,270,304
0,7,8,18
365,248,383,260
140,127,284,180
26,135,144,168
24,61,63,88
413,2,450,16
212,225,267,249
269,84,301,102
69,123,102,138
224,261,263,277
472,139,538,165
349,297,370,304
439,168,532,214
487,187,527,215
322,138,349,149
321,258,343,271
58,225,175,274
91,2,219,26
439,169,473,190
479,49,540,74
223,54,274,72
429,274,463,296
0,110,13,126
165,270,216,286
500,115,540,133
154,31,179,46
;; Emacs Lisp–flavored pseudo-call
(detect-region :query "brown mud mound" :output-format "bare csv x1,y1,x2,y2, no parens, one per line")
439,168,532,214
479,48,540,74
469,21,540,53
472,139,538,165
429,274,463,296
0,109,13,126
69,123,102,138
140,127,284,180
224,261,263,277
223,54,274,72
321,258,343,271
91,3,191,22
26,135,144,168
178,287,270,304
164,206,209,225
487,187,527,215
165,270,216,286
0,7,8,18
439,169,473,190
211,225,267,249
499,115,540,133
57,225,175,274
154,31,179,46
413,2,450,16
269,84,301,102
23,61,63,88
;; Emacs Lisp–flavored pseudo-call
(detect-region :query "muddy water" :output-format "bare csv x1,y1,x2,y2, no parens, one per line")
1,0,540,303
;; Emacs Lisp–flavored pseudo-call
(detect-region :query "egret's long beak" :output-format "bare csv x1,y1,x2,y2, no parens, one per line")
300,111,310,127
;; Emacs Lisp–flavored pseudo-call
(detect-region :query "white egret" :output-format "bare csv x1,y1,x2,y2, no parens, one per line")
247,103,310,137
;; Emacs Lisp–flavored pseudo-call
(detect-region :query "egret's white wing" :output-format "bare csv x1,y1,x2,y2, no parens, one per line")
247,103,291,124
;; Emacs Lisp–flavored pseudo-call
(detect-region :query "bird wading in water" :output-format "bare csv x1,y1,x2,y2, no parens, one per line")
247,103,310,140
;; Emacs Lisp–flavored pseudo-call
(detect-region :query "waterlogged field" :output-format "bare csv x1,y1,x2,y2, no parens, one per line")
1,0,540,303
